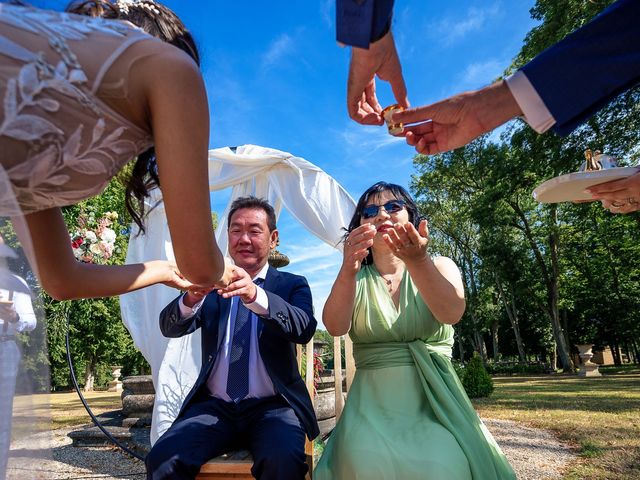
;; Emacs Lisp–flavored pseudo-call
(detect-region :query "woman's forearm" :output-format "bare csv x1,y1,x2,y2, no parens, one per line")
405,256,465,325
42,260,177,300
323,267,357,336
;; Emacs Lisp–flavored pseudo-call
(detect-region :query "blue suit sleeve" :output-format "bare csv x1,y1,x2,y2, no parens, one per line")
159,295,201,338
263,276,317,344
520,0,640,136
336,0,394,48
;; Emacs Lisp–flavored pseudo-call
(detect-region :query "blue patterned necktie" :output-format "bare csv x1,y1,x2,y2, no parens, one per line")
226,278,262,402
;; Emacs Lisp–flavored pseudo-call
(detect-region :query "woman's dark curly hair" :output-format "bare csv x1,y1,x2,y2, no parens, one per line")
66,0,200,233
344,181,422,266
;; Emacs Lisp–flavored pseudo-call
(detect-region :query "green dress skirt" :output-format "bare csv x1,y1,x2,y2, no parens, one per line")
314,264,515,479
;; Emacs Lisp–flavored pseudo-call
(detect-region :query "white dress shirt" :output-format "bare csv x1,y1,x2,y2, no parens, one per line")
178,262,276,401
0,277,36,336
505,70,556,134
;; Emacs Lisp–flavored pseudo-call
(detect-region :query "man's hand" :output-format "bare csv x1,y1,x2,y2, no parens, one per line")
217,266,258,304
393,80,522,155
0,301,18,323
348,31,408,125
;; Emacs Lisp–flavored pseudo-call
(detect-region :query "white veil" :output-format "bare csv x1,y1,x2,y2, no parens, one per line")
0,167,51,479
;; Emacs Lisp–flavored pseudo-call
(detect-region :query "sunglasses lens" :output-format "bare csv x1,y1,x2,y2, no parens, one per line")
362,206,378,218
385,201,404,213
361,200,406,219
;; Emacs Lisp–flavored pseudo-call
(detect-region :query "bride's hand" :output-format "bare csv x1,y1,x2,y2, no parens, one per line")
213,259,236,289
161,261,195,290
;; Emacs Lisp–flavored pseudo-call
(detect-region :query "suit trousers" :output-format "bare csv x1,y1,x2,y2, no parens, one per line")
145,393,308,480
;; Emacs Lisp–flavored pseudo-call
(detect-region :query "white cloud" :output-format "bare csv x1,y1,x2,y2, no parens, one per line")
434,3,502,46
338,124,406,164
454,58,505,91
286,241,339,265
319,0,333,29
261,34,295,69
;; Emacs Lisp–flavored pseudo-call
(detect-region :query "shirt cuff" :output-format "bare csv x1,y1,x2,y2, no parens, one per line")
243,286,269,316
178,294,204,318
505,70,556,134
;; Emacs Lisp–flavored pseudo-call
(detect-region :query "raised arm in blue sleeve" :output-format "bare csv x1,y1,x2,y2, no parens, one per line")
336,0,394,49
520,0,640,136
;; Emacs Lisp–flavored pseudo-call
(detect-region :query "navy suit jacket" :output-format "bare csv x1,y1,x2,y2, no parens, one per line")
520,0,640,136
159,266,319,440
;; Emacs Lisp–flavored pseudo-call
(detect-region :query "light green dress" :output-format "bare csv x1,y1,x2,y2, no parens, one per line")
314,264,515,480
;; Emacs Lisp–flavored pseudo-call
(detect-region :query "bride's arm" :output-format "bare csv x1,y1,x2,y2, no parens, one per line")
23,208,191,300
144,46,226,287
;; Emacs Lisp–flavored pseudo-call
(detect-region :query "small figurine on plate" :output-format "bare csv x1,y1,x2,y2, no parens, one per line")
532,149,639,204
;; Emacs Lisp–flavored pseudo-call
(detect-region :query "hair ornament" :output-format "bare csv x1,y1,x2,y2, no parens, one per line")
117,0,160,15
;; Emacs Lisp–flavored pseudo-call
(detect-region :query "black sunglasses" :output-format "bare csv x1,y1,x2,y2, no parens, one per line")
361,200,406,219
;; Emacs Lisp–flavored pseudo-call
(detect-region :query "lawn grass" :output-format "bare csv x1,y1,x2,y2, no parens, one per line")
473,371,640,480
13,390,123,432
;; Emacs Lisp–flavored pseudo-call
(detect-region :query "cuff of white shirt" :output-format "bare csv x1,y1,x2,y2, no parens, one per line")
505,70,556,134
178,294,204,318
243,286,269,316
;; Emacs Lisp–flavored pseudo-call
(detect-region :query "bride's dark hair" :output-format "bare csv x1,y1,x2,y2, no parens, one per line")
66,0,201,233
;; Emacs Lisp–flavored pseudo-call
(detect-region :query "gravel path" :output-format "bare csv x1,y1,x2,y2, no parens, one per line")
483,418,576,479
7,418,576,479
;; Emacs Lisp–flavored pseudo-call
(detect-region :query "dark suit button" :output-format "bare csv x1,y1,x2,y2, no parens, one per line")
170,313,177,322
208,355,213,362
277,312,285,320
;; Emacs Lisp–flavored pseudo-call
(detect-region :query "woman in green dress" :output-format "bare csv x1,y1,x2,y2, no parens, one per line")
314,182,515,479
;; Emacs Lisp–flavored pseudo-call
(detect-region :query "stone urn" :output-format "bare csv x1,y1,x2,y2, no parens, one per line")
576,344,602,377
108,365,123,392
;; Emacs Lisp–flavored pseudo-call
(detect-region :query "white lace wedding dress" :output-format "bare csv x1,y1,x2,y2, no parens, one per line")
0,4,158,477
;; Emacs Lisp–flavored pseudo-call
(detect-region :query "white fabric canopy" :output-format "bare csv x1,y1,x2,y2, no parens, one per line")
120,145,355,443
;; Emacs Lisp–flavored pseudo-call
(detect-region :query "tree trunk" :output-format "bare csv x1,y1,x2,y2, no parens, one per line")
495,275,526,362
611,340,622,366
471,327,488,362
510,202,574,372
83,360,95,392
548,206,574,372
491,320,500,361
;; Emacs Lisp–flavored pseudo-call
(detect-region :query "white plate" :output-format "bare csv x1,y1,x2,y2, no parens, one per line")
532,167,639,203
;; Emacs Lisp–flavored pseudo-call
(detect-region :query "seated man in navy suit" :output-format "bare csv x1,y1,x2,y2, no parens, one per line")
146,196,319,480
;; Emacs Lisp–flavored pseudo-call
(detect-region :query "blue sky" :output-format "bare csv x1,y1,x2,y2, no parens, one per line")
36,0,538,327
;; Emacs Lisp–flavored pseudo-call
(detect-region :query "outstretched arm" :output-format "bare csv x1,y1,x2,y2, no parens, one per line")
384,220,465,324
394,80,522,156
23,208,192,300
145,46,226,287
323,224,376,336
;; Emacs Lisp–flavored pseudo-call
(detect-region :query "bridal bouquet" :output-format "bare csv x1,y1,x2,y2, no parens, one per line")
70,211,119,264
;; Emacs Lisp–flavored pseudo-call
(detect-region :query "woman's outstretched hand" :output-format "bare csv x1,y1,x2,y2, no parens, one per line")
343,224,376,274
160,261,196,290
383,220,429,263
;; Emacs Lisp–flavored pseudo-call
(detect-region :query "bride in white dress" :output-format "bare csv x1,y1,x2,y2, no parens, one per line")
0,1,233,476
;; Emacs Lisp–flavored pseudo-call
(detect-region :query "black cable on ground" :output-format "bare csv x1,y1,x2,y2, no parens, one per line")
65,314,146,462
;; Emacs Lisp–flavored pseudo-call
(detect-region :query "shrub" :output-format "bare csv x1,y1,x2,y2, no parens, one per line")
461,353,494,398
485,361,547,376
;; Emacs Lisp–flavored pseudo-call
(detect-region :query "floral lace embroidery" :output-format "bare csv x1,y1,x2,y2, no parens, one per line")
0,5,152,212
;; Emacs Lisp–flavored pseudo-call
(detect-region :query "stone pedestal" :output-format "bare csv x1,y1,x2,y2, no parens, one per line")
121,375,155,427
576,344,602,377
108,365,123,392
